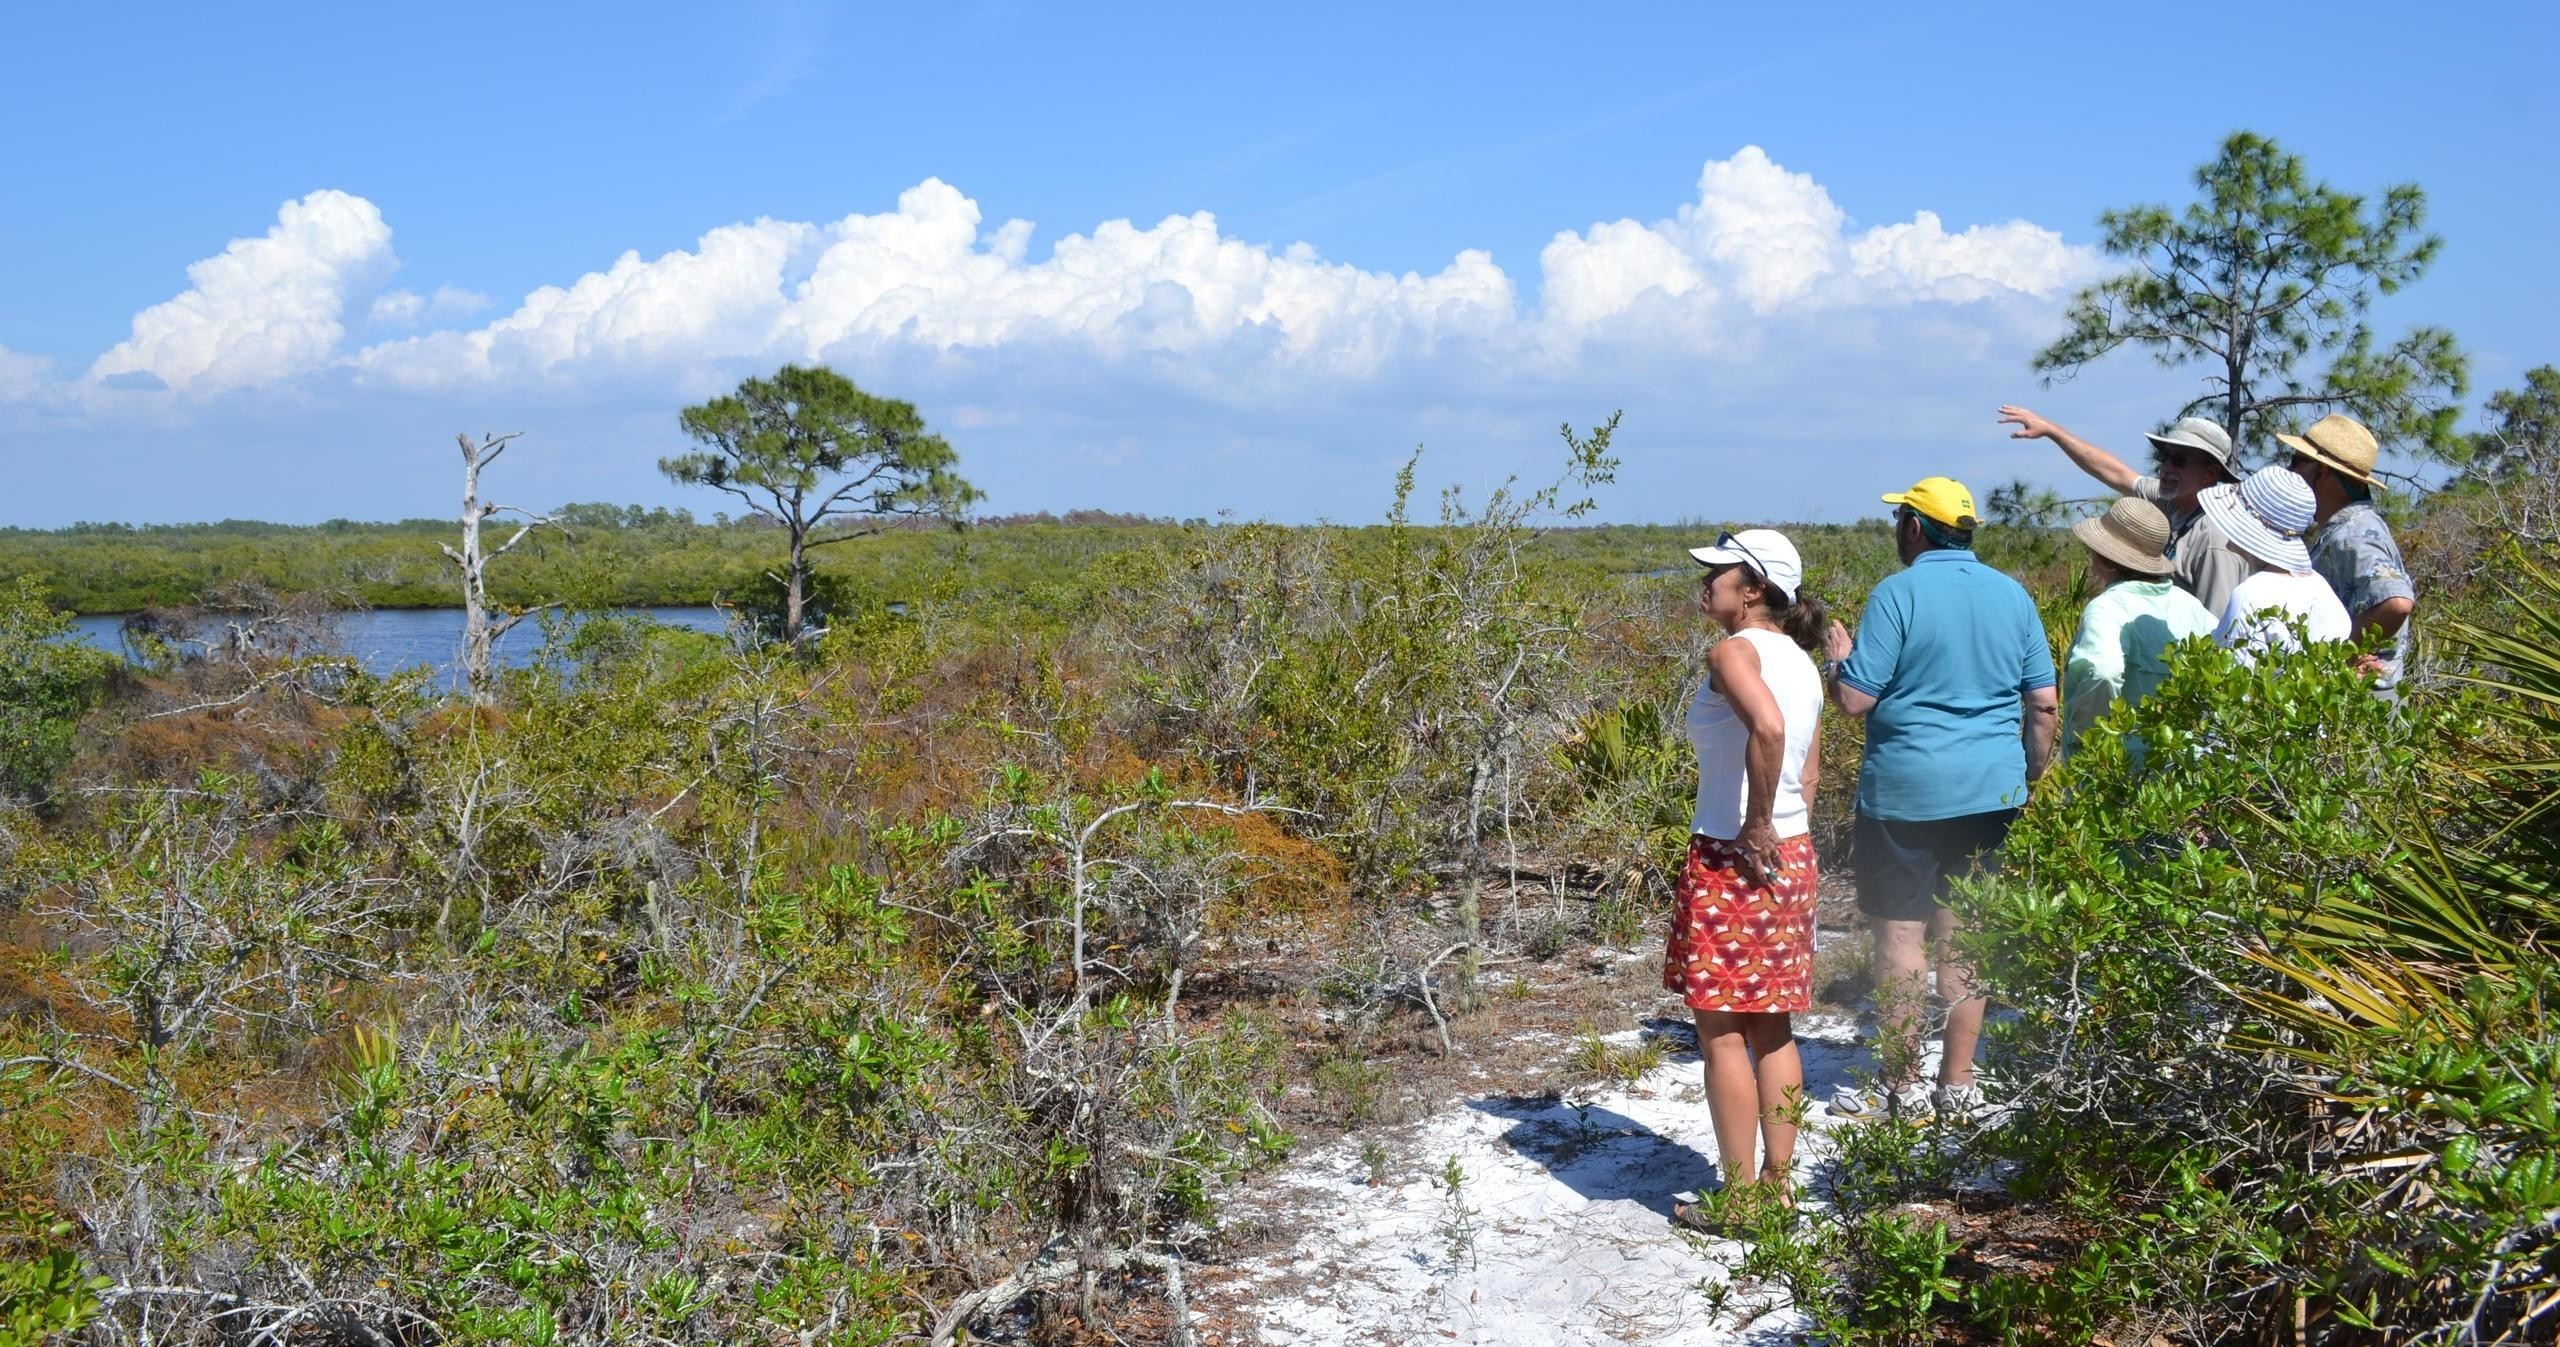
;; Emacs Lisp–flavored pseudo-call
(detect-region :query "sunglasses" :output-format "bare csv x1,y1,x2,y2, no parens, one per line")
2154,448,2214,471
1715,530,1772,582
1699,535,1774,594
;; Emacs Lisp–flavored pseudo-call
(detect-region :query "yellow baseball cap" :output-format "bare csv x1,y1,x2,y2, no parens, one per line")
1881,476,1979,529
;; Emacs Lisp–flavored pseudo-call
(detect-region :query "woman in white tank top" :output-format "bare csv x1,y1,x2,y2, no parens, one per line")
1660,528,1826,1225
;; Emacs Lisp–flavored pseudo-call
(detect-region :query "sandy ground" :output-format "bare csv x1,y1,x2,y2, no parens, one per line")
1197,990,1939,1346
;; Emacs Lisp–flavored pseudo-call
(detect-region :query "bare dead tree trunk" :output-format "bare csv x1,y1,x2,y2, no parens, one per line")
1454,748,1491,1016
452,434,502,696
438,432,558,704
1453,648,1530,1017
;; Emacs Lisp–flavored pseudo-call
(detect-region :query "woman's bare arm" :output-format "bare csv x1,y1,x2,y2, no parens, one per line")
1712,636,1786,883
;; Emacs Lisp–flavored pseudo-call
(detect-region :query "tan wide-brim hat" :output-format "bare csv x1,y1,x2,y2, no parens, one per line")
2276,413,2381,487
2070,497,2175,576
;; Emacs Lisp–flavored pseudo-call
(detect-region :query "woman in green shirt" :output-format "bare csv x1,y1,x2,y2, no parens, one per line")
2061,497,2217,757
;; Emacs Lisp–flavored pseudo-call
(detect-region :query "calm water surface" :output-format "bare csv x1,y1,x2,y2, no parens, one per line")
65,607,733,681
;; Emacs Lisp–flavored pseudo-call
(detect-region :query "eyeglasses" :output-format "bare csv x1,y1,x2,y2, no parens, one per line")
2155,449,2212,470
2288,453,2322,479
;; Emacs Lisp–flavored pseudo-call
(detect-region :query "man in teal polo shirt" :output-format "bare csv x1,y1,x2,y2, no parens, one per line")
1821,476,2058,1119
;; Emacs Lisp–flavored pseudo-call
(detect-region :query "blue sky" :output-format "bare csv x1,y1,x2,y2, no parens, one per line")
3,1,2550,527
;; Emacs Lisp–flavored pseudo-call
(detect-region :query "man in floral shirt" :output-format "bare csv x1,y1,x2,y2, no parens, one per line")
2283,414,2417,689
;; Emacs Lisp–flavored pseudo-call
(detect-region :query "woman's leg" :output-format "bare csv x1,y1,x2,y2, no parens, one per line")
1741,1012,1801,1187
1693,1009,1763,1186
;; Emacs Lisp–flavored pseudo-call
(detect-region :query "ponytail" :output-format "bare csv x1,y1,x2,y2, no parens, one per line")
1731,567,1828,650
1772,589,1828,651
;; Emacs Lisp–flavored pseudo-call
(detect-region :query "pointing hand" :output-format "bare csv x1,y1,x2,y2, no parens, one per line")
1997,405,2057,441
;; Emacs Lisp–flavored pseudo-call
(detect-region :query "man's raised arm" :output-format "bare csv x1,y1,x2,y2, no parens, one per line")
1999,405,2140,495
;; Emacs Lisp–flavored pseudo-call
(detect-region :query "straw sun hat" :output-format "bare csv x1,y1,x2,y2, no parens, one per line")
2276,413,2382,487
2200,467,2318,572
2071,497,2176,576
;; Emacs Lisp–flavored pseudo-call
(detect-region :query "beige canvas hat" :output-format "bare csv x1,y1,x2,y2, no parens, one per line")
2142,416,2237,473
2276,413,2381,486
2070,497,2175,576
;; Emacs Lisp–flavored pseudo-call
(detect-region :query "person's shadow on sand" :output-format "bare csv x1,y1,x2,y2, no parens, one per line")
1466,1095,1711,1218
1471,1017,1883,1214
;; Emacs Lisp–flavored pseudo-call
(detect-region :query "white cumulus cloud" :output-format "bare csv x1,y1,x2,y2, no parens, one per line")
776,179,1515,372
1679,146,1856,311
1539,219,1711,327
1848,212,2092,302
41,148,2093,411
357,218,819,387
88,189,395,395
352,179,1520,390
1536,145,2094,340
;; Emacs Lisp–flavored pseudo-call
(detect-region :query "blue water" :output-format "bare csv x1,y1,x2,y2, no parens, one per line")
65,607,734,681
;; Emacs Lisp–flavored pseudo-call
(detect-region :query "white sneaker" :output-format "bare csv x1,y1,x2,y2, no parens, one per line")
1829,1082,1932,1120
1931,1082,1987,1119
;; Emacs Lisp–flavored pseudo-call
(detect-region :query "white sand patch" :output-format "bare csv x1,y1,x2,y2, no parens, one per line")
1207,1012,1948,1345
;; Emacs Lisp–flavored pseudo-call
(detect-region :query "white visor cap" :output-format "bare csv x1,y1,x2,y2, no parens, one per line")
1687,528,1804,604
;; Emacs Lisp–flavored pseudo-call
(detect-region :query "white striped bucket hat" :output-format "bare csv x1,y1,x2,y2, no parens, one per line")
2199,466,2316,572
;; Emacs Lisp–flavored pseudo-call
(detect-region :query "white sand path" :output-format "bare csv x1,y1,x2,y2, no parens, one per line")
1204,1008,1945,1346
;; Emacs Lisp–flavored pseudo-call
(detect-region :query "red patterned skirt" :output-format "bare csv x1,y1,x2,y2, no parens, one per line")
1661,834,1819,1014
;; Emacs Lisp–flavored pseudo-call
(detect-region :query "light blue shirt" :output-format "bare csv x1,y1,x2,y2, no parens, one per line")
1838,548,2057,822
2062,579,2218,757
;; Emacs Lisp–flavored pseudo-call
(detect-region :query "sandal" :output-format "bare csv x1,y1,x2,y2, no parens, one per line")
1670,1197,1725,1236
1672,1182,1795,1237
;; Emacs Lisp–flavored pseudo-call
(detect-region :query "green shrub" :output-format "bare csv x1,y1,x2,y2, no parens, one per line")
1969,616,2560,1343
0,1215,105,1347
1845,1210,1964,1344
0,579,113,803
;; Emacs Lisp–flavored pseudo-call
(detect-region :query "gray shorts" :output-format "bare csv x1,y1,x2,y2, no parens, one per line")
1851,809,2019,923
